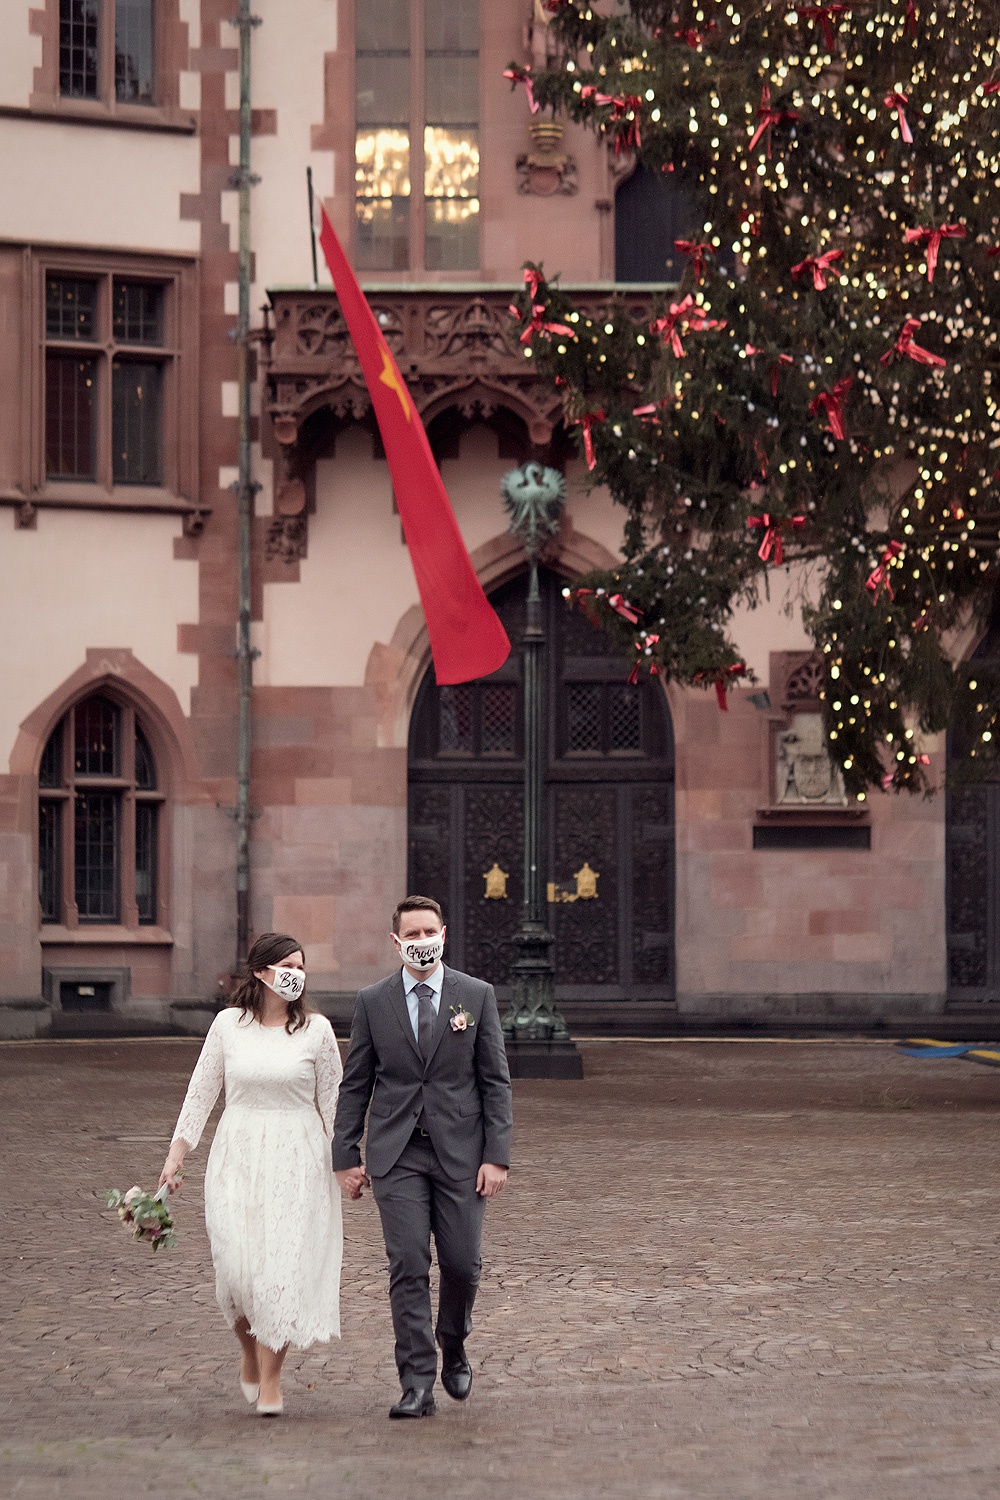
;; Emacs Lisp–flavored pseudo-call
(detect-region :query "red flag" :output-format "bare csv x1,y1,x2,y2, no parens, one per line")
316,207,510,685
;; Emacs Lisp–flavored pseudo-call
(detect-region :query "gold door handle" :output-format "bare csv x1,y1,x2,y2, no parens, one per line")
547,861,599,903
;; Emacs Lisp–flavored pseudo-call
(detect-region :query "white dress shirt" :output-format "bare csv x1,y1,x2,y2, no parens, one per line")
401,962,444,1042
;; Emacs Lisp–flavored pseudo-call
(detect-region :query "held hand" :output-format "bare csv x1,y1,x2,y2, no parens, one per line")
476,1163,508,1198
158,1154,184,1195
336,1167,370,1200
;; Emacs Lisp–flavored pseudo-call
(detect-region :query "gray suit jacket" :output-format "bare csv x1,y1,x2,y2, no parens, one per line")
331,965,513,1181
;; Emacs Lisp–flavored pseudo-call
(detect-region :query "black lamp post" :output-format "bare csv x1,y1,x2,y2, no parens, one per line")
499,464,583,1080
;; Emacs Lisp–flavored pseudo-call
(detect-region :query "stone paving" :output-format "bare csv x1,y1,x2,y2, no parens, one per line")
3,1035,1000,1499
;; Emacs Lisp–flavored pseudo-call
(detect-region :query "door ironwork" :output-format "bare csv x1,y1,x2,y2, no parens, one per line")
408,570,675,1002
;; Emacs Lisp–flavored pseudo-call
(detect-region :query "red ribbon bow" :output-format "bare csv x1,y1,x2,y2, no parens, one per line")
580,89,642,152
747,513,806,567
503,65,539,114
879,317,946,369
572,410,607,470
627,633,661,685
674,22,716,47
694,663,747,711
675,240,712,283
513,303,574,344
650,295,725,357
984,78,1000,96
905,0,917,36
749,85,800,156
798,5,853,50
608,592,642,625
866,541,904,601
808,376,853,440
903,222,965,282
790,248,844,290
523,267,542,301
884,89,913,143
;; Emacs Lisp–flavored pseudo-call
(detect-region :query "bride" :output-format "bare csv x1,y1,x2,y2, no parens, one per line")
158,933,343,1416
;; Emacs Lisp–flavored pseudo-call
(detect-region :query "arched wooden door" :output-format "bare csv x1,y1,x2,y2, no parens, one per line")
408,569,675,1014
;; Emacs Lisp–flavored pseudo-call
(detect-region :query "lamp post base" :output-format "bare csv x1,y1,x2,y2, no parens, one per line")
502,921,583,1077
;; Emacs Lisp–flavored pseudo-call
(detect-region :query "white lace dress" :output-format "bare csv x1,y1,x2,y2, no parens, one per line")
171,1007,343,1352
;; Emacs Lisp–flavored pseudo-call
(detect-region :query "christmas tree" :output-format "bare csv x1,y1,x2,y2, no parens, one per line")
508,0,1000,797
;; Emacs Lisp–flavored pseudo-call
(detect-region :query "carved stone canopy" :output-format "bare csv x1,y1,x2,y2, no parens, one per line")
259,284,659,563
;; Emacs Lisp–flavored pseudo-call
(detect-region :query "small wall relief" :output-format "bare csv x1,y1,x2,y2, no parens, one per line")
771,652,847,808
517,119,578,197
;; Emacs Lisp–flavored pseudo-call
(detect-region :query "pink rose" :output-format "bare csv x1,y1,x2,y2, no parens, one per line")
451,1013,468,1031
124,1186,142,1206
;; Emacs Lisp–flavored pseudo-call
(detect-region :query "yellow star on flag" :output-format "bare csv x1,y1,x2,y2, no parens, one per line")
378,348,412,423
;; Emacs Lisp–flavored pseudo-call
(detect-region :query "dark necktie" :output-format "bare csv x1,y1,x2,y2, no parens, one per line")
414,981,435,1060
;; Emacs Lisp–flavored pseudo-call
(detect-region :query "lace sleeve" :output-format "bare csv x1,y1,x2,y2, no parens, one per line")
314,1018,343,1138
171,1015,226,1152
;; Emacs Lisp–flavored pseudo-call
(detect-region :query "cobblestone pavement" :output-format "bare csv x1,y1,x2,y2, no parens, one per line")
4,1036,1000,1500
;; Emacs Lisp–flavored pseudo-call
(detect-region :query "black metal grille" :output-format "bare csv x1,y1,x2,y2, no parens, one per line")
439,685,474,753
115,0,155,102
609,684,642,752
135,725,156,789
112,281,163,344
59,0,100,98
112,361,162,484
38,802,61,922
39,725,63,788
135,802,157,922
45,355,96,479
480,685,515,755
74,791,119,921
46,277,96,340
74,696,119,776
567,683,602,752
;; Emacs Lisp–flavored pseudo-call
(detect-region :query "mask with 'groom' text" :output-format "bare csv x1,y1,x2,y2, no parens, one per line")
394,932,445,971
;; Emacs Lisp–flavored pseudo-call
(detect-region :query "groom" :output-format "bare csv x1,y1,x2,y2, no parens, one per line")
333,895,513,1418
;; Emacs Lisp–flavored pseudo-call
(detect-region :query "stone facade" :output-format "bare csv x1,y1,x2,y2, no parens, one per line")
0,0,964,1037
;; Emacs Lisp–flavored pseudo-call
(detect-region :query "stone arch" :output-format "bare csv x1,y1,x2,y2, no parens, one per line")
10,649,206,803
364,526,623,752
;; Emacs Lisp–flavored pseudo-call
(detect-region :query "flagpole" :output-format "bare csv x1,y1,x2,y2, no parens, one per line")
306,166,319,290
231,0,261,968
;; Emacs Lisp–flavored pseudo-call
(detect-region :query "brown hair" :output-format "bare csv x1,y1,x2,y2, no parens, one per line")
392,894,444,934
229,932,309,1034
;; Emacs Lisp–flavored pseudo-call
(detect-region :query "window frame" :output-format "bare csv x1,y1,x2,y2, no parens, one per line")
37,692,168,933
27,0,193,134
27,247,199,510
353,0,481,274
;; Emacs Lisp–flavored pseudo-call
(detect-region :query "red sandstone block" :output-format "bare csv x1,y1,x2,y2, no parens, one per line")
808,910,876,936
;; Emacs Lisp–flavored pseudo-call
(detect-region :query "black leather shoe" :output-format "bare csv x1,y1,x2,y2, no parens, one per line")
440,1348,472,1401
389,1387,436,1419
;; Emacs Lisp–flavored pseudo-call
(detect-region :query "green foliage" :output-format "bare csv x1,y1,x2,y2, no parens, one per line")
510,0,1000,793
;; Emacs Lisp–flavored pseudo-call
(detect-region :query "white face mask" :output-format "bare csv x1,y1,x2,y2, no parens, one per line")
394,932,445,972
263,965,306,1002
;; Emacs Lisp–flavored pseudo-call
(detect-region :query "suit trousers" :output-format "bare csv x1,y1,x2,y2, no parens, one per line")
371,1133,487,1388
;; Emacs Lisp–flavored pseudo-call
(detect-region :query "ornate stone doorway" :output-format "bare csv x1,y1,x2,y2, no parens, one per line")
407,569,675,1011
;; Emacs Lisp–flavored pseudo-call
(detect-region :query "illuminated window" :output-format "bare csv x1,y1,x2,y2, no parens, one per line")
355,0,478,272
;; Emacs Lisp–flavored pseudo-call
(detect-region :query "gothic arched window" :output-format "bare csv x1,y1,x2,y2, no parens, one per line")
38,693,164,927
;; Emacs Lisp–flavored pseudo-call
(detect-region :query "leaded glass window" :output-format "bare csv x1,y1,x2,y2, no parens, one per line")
37,695,164,928
59,0,100,99
45,274,168,488
114,0,155,103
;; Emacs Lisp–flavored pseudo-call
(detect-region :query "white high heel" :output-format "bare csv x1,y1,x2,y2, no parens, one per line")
240,1379,260,1404
256,1396,283,1417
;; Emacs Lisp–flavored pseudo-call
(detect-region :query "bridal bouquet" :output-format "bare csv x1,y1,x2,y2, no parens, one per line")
106,1182,178,1250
